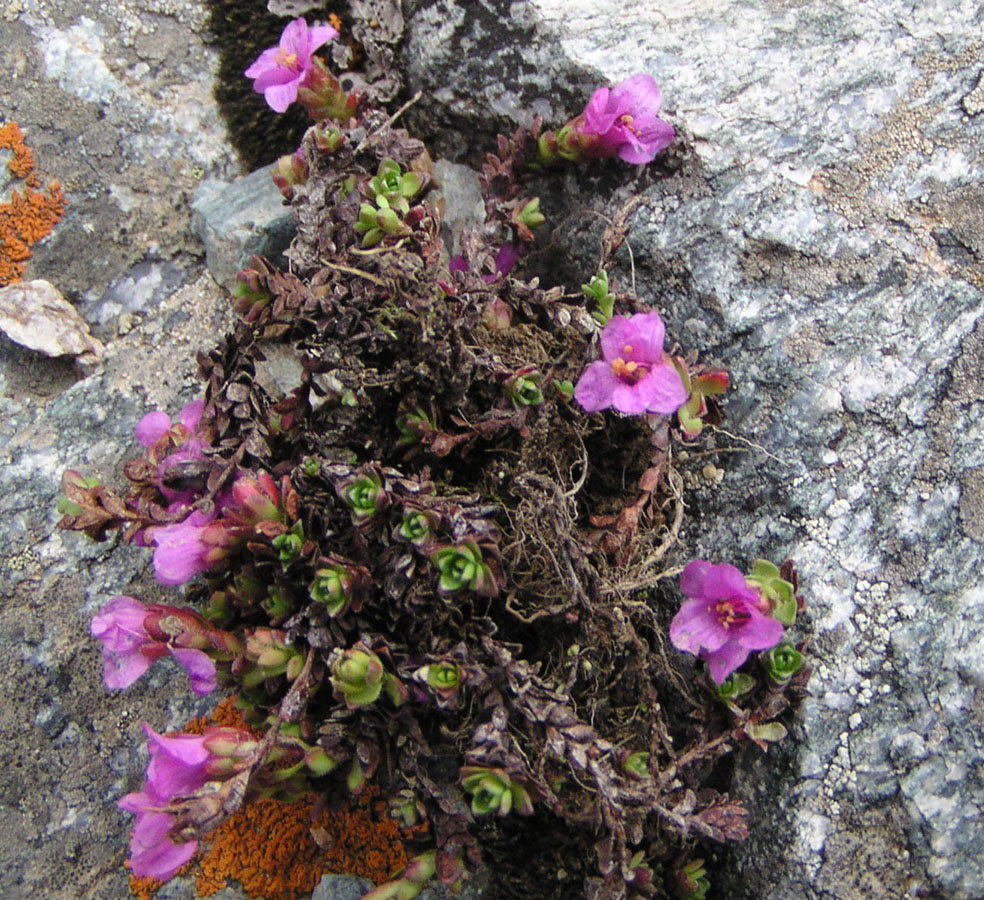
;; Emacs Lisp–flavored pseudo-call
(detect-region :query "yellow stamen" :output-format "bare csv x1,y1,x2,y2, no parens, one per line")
622,344,633,355
276,49,299,68
612,357,648,383
715,601,736,629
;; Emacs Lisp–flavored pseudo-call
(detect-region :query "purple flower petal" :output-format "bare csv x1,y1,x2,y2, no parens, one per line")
705,641,751,684
736,610,786,651
264,80,302,114
673,559,785,683
633,362,688,415
135,411,172,448
279,17,310,58
143,724,211,797
151,520,211,586
90,596,159,690
669,598,730,654
574,360,619,412
126,809,198,881
177,400,204,433
170,648,218,696
244,47,281,79
308,24,339,51
599,315,637,363
621,311,666,362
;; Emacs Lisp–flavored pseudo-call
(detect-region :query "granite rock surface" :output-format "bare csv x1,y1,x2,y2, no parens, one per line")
401,2,984,898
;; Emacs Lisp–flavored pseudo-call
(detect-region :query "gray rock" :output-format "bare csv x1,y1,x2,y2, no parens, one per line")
312,875,375,900
192,165,296,290
6,1,241,317
401,2,984,899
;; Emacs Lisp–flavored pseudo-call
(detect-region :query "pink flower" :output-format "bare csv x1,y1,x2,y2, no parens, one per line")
579,74,675,165
135,400,205,448
142,724,212,798
90,596,165,689
116,799,198,881
90,597,221,695
245,18,338,113
151,511,215,586
669,561,785,683
574,311,688,415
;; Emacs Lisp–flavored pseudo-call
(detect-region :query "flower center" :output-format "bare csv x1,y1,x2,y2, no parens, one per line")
618,113,642,136
714,599,750,630
275,49,299,69
612,347,649,384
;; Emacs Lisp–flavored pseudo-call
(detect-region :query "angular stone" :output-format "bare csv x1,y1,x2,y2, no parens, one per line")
0,280,103,365
192,165,296,290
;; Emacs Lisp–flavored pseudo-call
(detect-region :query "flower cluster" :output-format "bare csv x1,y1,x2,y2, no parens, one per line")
62,18,811,900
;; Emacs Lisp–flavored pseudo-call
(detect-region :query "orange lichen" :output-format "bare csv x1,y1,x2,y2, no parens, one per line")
0,121,66,285
196,787,412,900
128,698,419,900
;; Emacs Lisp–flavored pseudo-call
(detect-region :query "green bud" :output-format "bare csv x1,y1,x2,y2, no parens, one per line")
746,559,797,625
716,671,757,703
339,471,387,523
313,124,344,153
302,457,321,477
582,269,616,325
556,380,574,401
763,642,804,684
309,563,361,617
460,767,533,816
430,541,497,596
516,197,546,229
398,509,439,546
396,409,433,447
243,628,301,686
508,370,544,407
347,757,365,794
262,587,292,619
332,647,384,707
673,859,710,900
271,520,305,563
621,751,650,780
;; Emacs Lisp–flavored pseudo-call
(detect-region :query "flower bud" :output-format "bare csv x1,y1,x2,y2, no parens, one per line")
296,57,359,122
745,559,797,625
271,150,308,200
230,472,282,526
672,859,710,900
338,470,388,524
762,642,805,685
460,766,533,816
243,628,301,686
507,369,544,408
430,541,498,596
